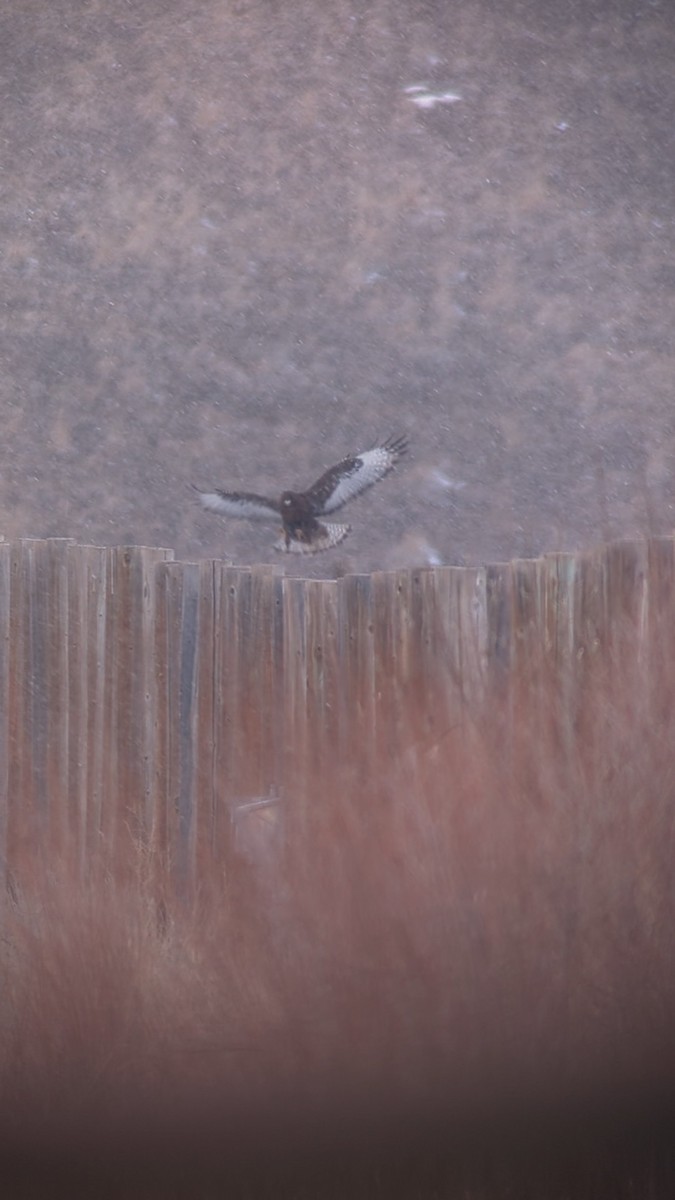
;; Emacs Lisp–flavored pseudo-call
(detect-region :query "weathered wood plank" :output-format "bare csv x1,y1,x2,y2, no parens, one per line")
604,539,648,658
336,573,375,783
279,575,308,829
155,560,201,891
485,561,512,678
210,561,229,862
509,557,544,675
229,566,284,864
7,541,34,877
645,535,675,693
302,577,339,791
191,559,218,880
646,535,675,619
0,542,10,885
102,545,173,877
213,565,283,863
1,534,674,893
6,540,74,884
420,565,466,747
371,569,405,778
216,566,251,831
67,543,108,878
456,566,489,710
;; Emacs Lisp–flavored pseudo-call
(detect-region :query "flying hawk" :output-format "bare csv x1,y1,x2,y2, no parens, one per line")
193,434,408,554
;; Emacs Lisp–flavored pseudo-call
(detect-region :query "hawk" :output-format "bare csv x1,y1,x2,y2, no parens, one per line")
193,434,408,554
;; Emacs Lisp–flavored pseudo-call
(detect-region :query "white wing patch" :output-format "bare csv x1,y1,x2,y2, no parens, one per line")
193,436,407,554
319,444,405,514
274,523,351,555
194,489,280,522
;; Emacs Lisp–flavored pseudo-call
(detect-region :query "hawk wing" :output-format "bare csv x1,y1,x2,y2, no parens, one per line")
304,435,408,515
192,486,280,522
274,522,351,555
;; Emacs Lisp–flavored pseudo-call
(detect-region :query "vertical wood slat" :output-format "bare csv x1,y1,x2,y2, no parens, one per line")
240,566,285,860
155,560,202,892
371,570,406,777
220,566,253,815
210,565,284,864
543,552,577,665
510,557,544,677
228,567,285,864
246,567,284,803
542,553,579,765
159,561,284,878
336,573,375,785
211,566,281,862
646,535,675,695
210,562,230,863
604,539,649,663
508,556,549,758
66,544,108,878
7,541,39,876
302,578,339,794
485,561,512,680
213,565,250,863
409,567,461,757
173,560,200,887
35,540,71,858
6,540,74,883
646,535,675,622
191,560,218,879
280,576,308,829
456,566,489,711
1,534,675,891
101,545,174,878
0,543,10,885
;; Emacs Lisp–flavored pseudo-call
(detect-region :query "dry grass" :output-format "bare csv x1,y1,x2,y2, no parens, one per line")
2,618,675,1197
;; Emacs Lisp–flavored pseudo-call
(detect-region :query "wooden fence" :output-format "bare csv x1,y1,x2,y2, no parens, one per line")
0,534,673,891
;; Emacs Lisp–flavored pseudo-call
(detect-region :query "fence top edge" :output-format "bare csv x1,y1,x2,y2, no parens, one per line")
2,533,673,581
11,538,175,555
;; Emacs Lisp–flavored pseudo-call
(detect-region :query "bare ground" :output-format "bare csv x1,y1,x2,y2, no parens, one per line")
1,0,675,580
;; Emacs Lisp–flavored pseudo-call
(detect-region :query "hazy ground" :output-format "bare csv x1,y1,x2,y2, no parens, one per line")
1,0,675,577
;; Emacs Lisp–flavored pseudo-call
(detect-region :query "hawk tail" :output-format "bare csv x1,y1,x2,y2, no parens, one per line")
274,522,351,555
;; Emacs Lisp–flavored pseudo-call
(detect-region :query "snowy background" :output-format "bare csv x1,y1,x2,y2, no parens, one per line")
2,0,675,577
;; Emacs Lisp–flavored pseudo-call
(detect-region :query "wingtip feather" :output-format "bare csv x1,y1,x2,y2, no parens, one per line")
381,433,409,459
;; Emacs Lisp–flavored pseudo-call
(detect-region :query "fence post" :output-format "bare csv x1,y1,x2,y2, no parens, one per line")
66,543,108,879
0,542,10,886
2,534,674,894
100,545,174,881
5,540,74,885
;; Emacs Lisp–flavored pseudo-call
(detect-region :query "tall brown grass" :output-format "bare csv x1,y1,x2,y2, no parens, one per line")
2,613,675,1197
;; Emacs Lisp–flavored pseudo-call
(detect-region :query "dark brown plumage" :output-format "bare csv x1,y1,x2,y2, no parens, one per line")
193,435,408,554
